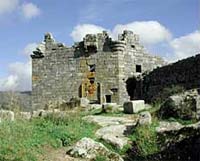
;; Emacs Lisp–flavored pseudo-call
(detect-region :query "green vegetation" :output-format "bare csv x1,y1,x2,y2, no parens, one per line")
0,111,99,161
166,117,197,125
95,155,108,161
129,118,159,157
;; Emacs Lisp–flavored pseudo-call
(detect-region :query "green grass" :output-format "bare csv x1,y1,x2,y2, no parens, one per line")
0,111,99,161
129,118,159,157
95,155,108,161
166,117,197,125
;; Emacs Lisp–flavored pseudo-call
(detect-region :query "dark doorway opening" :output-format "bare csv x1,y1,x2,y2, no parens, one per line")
86,46,97,53
105,95,111,103
126,77,137,100
136,65,142,73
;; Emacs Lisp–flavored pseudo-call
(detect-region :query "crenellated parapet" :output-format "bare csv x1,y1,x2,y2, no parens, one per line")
31,32,69,59
31,30,146,59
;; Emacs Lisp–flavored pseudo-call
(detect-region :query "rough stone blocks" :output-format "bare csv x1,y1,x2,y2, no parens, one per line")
123,100,145,114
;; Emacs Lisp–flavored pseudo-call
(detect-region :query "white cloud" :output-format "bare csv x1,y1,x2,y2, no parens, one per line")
70,24,107,42
0,75,18,91
170,31,200,61
71,21,172,46
0,0,19,15
0,61,31,91
112,21,172,45
21,2,41,19
23,43,37,56
70,22,200,62
0,43,34,91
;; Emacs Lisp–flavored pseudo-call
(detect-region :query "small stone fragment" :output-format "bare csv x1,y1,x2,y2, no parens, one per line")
139,111,152,125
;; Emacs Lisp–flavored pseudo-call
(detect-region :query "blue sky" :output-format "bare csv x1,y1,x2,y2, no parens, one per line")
0,0,199,91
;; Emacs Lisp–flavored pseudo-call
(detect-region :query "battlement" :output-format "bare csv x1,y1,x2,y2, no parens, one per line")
31,30,146,59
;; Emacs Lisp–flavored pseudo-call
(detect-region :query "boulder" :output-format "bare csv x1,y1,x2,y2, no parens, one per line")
89,104,102,110
95,125,130,149
102,103,119,113
32,109,54,118
0,110,14,121
32,109,45,118
80,97,89,108
18,112,31,120
159,89,199,120
139,111,152,125
123,100,145,114
156,121,184,134
156,121,200,152
67,137,123,161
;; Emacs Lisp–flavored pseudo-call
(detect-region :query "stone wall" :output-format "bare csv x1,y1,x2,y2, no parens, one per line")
31,31,165,109
140,54,200,102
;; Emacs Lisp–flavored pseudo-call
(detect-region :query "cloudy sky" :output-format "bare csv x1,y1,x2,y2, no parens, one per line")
0,0,199,91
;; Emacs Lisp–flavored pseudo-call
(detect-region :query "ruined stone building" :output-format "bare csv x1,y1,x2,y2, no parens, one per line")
31,30,165,109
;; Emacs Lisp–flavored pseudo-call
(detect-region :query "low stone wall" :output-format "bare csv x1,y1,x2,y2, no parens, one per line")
140,54,200,102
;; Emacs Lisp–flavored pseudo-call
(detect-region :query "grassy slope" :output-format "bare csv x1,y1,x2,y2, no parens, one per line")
0,111,99,161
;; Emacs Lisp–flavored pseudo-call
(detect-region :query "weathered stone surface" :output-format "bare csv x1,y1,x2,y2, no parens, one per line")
89,104,102,110
83,115,138,127
18,112,31,120
197,95,200,119
159,89,199,120
95,125,130,149
80,97,89,108
123,100,145,114
67,137,123,161
156,121,200,153
31,109,62,118
31,30,165,109
32,109,45,118
102,103,119,113
84,115,138,149
139,111,152,125
156,121,184,133
0,110,14,121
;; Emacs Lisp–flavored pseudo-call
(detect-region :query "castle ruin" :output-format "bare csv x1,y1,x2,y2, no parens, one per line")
31,30,165,109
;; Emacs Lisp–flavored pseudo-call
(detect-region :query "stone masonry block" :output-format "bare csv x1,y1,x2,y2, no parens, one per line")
123,100,145,114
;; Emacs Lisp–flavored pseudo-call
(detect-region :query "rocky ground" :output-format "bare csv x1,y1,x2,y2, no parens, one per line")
0,89,200,161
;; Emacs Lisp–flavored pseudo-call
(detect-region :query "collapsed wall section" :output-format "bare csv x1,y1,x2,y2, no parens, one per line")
141,54,200,102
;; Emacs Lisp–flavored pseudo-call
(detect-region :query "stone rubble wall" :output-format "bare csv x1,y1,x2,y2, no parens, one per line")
32,36,120,109
31,31,166,109
140,54,200,102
